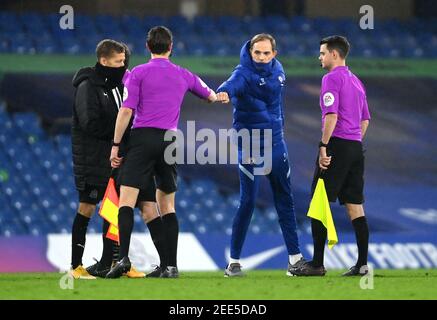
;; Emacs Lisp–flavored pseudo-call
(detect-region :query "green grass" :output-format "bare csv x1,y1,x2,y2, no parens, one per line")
1,269,436,300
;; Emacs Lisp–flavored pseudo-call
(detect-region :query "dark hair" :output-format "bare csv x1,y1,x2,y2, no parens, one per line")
320,35,350,59
147,26,173,54
121,42,131,68
250,33,276,52
96,39,125,60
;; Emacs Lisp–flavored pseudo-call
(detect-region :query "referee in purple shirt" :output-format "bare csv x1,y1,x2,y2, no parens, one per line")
106,26,217,278
293,36,371,277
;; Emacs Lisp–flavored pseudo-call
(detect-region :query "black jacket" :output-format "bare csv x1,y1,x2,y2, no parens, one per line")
71,67,122,190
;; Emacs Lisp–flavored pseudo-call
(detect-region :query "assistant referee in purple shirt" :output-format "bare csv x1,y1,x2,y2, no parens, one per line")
292,35,371,277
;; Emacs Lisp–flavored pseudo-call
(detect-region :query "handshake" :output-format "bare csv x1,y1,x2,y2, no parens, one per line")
208,91,230,104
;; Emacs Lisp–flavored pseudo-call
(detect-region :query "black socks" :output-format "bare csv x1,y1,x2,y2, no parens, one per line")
352,216,369,267
71,213,90,269
162,213,179,267
100,219,115,268
311,218,327,267
147,217,168,269
118,206,134,259
112,242,120,264
311,216,369,268
115,208,179,268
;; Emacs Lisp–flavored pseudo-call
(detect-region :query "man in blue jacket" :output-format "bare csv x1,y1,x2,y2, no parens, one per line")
217,34,305,277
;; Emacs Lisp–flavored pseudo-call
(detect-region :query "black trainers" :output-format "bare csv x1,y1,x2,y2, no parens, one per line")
146,265,163,278
289,261,327,276
160,266,179,278
86,259,111,278
105,257,131,279
224,263,245,277
286,257,307,277
342,265,369,276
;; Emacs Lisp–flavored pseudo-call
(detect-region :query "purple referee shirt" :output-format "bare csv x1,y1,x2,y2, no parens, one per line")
320,66,370,141
122,58,212,131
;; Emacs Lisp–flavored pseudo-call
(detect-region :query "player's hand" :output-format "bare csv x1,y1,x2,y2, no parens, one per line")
110,146,123,168
318,147,331,170
216,92,230,103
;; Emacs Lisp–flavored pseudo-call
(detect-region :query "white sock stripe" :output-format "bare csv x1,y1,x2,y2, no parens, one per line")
286,167,291,178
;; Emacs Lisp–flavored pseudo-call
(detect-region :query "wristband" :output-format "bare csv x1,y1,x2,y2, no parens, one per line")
319,141,328,148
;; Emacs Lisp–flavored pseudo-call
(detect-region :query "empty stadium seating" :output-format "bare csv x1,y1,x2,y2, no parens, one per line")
1,11,436,58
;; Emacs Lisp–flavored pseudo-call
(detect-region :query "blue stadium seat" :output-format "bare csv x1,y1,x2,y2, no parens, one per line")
0,34,10,53
0,198,16,224
58,35,81,54
120,15,144,38
2,11,437,57
0,220,28,237
184,35,208,56
192,16,217,36
143,16,167,32
28,222,55,236
19,210,47,229
9,35,36,54
167,15,193,36
20,12,47,31
74,14,98,36
264,16,291,33
0,11,23,34
95,14,122,35
13,113,47,140
226,193,240,210
34,35,59,54
195,223,208,234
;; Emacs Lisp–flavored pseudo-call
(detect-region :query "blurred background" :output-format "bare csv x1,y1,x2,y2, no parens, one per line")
0,0,436,272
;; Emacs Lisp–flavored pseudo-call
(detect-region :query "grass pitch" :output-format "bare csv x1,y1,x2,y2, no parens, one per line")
1,269,436,300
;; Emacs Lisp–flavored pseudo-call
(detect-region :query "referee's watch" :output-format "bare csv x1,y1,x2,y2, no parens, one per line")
112,140,121,147
319,141,329,148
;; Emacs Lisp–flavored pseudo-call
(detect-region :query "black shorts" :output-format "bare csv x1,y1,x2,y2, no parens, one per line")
114,168,156,203
78,184,106,204
77,175,156,205
119,127,177,194
311,137,365,205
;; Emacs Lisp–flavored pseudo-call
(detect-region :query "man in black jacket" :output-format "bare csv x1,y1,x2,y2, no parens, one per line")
70,39,171,279
70,39,127,279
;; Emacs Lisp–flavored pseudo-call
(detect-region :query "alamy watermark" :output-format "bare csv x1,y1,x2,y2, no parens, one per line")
59,5,74,30
359,5,374,30
59,271,74,290
163,121,273,176
359,265,374,290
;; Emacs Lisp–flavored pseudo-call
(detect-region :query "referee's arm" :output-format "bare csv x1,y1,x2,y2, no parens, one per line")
361,120,369,139
110,106,132,168
319,113,338,170
321,113,337,145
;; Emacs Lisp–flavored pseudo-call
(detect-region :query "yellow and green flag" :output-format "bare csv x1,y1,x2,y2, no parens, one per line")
307,178,338,249
99,177,119,243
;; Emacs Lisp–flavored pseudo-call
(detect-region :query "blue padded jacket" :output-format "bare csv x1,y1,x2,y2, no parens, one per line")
217,40,287,144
